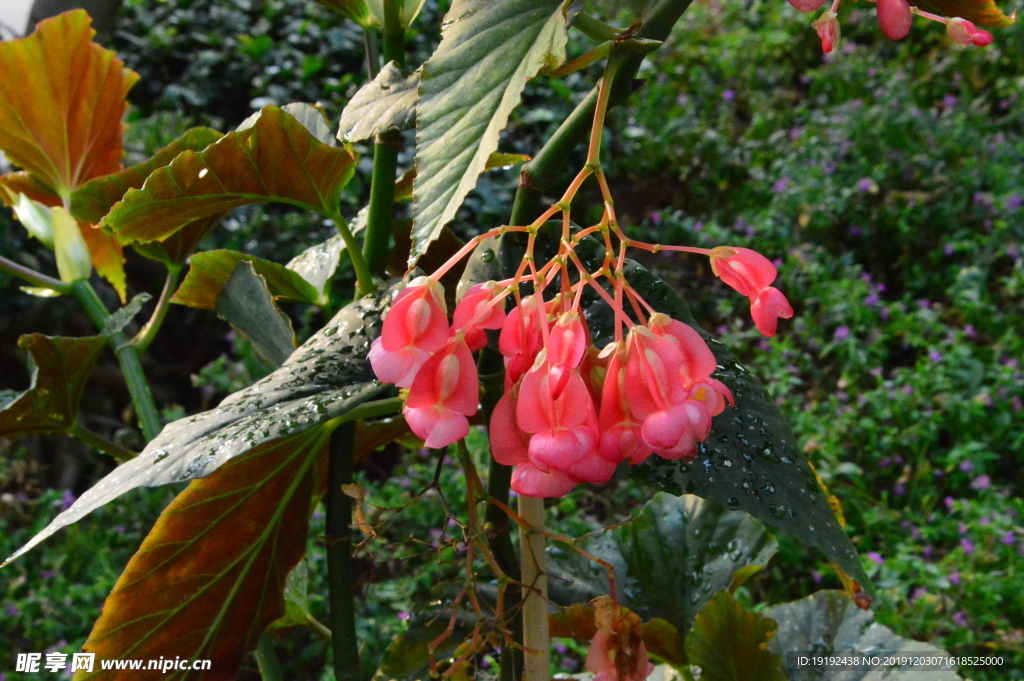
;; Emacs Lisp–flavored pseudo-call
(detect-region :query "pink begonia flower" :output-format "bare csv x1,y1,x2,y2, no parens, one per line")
787,0,827,12
947,18,993,46
598,345,652,465
876,0,912,40
498,295,547,388
516,360,599,475
404,338,478,448
452,281,506,351
709,247,793,336
369,277,448,388
814,11,841,53
510,461,576,498
586,597,654,681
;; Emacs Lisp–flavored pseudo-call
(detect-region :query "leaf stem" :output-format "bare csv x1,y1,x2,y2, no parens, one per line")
362,0,407,281
331,212,376,297
133,265,182,352
69,424,137,462
326,421,361,681
70,280,162,442
255,633,285,681
0,255,72,294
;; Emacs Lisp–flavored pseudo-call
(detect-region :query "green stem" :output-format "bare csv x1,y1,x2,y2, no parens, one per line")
133,265,182,353
71,280,162,442
362,0,407,280
326,422,361,681
572,13,621,42
0,255,72,294
332,212,376,297
69,424,137,462
512,0,695,223
363,27,381,79
255,633,284,681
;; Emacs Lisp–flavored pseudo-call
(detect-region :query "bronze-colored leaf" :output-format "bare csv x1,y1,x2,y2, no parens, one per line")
0,334,107,437
685,591,786,681
71,127,223,224
0,10,138,195
101,107,359,245
75,428,331,680
171,249,324,310
0,171,61,207
915,0,1015,27
78,221,127,302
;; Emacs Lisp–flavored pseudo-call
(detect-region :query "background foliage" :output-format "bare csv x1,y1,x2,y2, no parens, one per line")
1,0,1022,679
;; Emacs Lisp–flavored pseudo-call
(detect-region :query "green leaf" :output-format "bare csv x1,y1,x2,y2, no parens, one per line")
685,590,786,681
73,428,330,680
3,287,395,566
70,127,223,224
765,591,962,680
286,235,346,301
99,292,152,337
269,559,313,630
101,106,359,244
312,0,374,26
915,0,1015,27
171,249,324,309
240,102,336,147
0,334,107,437
339,62,419,142
410,0,570,264
548,493,777,647
215,261,298,369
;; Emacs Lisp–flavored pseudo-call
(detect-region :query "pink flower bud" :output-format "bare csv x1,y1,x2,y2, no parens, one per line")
751,286,794,337
404,338,478,448
814,11,841,53
709,247,793,336
370,277,449,388
452,281,506,351
946,17,993,46
876,0,912,40
787,0,827,12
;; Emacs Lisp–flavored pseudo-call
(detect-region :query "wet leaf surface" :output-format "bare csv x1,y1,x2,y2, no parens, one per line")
172,249,324,309
411,0,568,264
101,106,358,244
214,261,298,368
0,334,107,437
286,235,346,301
548,493,777,647
74,428,330,681
4,287,394,565
765,591,962,680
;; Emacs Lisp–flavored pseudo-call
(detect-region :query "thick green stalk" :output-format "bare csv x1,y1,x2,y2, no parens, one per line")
326,422,361,681
361,0,407,279
69,424,137,462
331,212,376,297
70,280,162,442
518,496,549,681
512,0,696,224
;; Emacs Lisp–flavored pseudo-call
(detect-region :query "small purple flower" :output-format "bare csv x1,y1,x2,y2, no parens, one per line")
934,470,943,478
649,211,662,225
960,538,974,554
894,455,904,464
554,641,568,655
944,243,955,256
948,570,961,585
917,299,931,309
1001,531,1016,545
6,604,17,617
722,89,735,101
902,384,914,396
773,178,790,192
959,461,974,472
923,545,933,558
867,551,884,565
1008,194,1023,210
970,475,991,491
865,292,880,307
911,527,922,540
879,457,891,469
943,94,957,109
894,483,906,496
944,496,956,511
958,522,968,535
870,367,883,378
952,611,968,627
60,490,76,510
41,569,56,580
692,221,704,232
928,350,942,363
811,569,822,584
911,586,928,601
980,517,991,526
834,326,850,341
857,178,875,192
398,611,410,621
964,325,976,338
397,476,411,488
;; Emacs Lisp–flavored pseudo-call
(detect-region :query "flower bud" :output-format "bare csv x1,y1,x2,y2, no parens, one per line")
946,18,993,46
876,0,912,40
814,11,841,54
787,0,827,12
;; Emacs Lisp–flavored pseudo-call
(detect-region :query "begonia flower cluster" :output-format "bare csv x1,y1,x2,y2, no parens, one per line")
369,232,792,498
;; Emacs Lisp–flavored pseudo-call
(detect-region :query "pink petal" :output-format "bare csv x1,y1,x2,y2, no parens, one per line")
711,247,778,298
750,286,794,337
568,452,617,484
490,392,530,465
511,463,576,498
787,0,827,10
529,429,585,472
406,405,469,448
641,408,691,450
877,0,912,40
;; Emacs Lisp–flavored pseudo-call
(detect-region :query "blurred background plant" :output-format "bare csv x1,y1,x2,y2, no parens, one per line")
1,0,1022,678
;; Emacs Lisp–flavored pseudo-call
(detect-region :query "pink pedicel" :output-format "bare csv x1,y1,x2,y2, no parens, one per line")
709,247,793,336
369,228,792,496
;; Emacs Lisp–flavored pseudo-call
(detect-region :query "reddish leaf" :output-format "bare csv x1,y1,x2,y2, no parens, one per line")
75,428,331,680
78,221,127,302
0,334,107,437
101,107,359,245
0,10,138,196
0,172,61,207
132,213,226,267
916,0,1015,27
